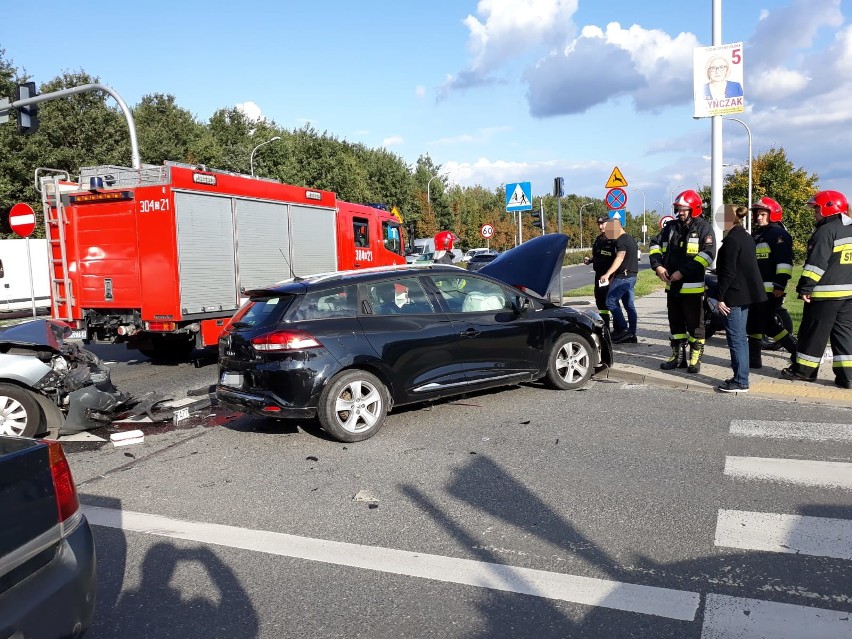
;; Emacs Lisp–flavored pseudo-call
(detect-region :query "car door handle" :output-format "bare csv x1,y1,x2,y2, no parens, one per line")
460,328,480,338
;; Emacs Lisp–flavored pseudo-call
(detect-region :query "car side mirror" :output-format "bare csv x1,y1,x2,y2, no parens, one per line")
512,296,531,315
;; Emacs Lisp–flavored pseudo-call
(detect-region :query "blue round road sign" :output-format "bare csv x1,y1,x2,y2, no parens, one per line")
605,188,627,210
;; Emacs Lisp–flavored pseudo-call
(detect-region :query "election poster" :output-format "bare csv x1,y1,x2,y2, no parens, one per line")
693,42,745,118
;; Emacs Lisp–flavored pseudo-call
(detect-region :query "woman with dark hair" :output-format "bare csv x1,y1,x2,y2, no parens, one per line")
715,207,766,392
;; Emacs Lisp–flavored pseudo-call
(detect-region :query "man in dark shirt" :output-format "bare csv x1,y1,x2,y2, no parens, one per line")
600,219,640,343
584,217,616,330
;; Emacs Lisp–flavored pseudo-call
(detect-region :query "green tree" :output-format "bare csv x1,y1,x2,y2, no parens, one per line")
134,93,203,166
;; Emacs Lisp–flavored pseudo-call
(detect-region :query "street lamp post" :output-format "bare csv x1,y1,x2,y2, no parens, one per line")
249,136,281,177
723,117,753,232
427,174,443,210
579,203,593,249
669,184,685,209
631,188,646,246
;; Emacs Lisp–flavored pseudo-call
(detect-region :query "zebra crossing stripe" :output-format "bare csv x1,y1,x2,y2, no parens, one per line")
714,509,852,560
730,420,852,443
724,456,852,490
701,594,852,638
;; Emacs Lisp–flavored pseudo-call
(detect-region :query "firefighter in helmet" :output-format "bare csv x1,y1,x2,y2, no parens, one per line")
746,197,797,368
782,190,852,389
433,230,458,265
649,189,716,372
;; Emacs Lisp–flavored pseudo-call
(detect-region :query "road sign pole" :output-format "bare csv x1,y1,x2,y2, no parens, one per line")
25,237,36,318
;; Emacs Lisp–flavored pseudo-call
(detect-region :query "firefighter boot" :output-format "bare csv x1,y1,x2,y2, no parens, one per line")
748,338,763,369
660,341,687,370
687,340,705,374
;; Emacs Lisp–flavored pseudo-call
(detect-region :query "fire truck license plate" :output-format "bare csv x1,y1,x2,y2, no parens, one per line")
221,372,243,387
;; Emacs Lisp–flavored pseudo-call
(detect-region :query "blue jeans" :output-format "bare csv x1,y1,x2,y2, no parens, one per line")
722,305,750,387
606,276,637,334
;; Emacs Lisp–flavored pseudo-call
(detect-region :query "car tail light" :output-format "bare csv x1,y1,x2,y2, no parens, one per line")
47,441,80,524
251,329,322,352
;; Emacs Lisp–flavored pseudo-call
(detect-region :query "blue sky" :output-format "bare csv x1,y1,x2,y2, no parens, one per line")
2,0,850,213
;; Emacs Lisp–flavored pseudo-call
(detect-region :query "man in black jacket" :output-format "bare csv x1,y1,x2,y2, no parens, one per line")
715,207,767,392
649,190,717,373
583,217,615,330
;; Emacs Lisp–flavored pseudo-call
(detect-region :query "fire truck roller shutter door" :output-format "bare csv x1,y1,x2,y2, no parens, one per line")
289,204,338,277
174,192,239,315
234,199,292,290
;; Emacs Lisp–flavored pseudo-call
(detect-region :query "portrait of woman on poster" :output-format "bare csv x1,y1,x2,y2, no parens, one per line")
703,55,743,99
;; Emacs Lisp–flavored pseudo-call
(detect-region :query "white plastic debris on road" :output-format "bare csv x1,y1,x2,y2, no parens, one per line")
110,430,144,447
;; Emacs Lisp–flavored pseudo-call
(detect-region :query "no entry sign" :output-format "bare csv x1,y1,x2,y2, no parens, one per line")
9,202,36,237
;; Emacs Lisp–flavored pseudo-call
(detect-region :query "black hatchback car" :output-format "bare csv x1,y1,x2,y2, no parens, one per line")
216,235,612,442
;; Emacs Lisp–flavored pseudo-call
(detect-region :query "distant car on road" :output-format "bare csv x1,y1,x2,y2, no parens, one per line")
413,252,434,264
462,248,496,262
467,252,499,271
216,235,612,442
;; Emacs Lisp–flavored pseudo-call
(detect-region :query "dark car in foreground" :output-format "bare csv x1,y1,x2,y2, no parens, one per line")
0,436,96,638
217,235,612,442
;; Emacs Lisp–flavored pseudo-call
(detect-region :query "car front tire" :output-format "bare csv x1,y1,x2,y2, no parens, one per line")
0,383,44,438
317,370,388,442
545,333,595,390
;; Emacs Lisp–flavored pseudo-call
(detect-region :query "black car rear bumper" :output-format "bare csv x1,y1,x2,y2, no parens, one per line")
215,385,318,420
0,515,96,639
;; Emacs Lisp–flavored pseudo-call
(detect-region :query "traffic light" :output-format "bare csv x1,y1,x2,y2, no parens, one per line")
15,82,39,134
531,209,544,229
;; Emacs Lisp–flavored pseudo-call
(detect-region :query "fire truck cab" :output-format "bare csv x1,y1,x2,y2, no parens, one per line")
40,162,405,359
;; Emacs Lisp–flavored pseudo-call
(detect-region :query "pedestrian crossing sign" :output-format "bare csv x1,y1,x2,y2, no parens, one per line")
505,182,533,212
605,167,628,188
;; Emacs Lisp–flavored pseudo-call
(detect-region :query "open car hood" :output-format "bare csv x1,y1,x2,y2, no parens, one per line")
0,319,70,353
479,234,569,299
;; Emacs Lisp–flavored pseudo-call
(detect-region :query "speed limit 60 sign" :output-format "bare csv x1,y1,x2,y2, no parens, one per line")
480,223,494,239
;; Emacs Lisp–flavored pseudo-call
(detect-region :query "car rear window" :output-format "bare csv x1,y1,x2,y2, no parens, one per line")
231,295,296,328
292,285,358,320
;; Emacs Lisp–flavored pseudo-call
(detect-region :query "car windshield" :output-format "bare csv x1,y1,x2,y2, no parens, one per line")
230,295,296,328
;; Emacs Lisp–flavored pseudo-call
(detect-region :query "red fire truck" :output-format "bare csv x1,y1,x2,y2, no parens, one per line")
39,162,406,359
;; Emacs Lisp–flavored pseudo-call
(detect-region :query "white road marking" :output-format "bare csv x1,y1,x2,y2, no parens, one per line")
715,509,852,560
701,594,852,638
730,420,852,443
82,506,699,621
724,456,852,490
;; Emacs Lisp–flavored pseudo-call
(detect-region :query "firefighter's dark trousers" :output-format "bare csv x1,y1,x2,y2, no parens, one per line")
594,278,611,329
790,298,852,384
667,292,705,342
746,295,788,340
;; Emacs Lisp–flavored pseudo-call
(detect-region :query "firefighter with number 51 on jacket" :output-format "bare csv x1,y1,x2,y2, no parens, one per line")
782,190,852,389
649,190,717,373
746,197,797,368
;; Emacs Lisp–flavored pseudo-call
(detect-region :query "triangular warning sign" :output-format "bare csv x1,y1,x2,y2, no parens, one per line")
605,166,628,188
510,183,529,205
391,206,403,223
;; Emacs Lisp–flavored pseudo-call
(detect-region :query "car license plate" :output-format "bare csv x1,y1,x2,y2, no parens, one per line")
68,329,87,340
221,372,243,387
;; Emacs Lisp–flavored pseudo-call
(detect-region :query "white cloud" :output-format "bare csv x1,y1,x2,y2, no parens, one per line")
415,85,426,98
429,126,511,146
439,0,579,96
235,101,264,122
749,67,810,98
382,135,404,147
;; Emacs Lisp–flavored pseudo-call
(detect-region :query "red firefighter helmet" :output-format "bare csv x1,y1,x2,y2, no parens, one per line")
672,189,703,218
434,230,457,251
750,196,783,223
807,190,849,218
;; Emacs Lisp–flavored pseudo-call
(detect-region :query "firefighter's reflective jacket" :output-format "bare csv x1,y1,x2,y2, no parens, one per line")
649,217,716,295
753,222,794,294
797,215,852,300
591,233,616,275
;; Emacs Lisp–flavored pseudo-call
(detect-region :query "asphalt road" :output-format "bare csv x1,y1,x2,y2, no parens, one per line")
63,376,852,638
561,261,652,293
